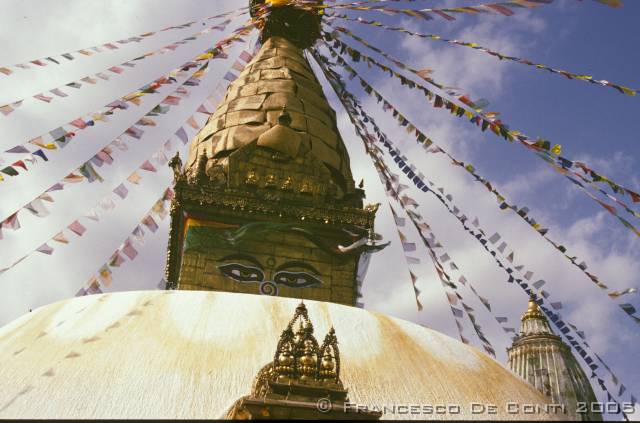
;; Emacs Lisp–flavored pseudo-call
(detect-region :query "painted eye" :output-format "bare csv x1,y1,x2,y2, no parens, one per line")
218,263,264,283
273,271,323,288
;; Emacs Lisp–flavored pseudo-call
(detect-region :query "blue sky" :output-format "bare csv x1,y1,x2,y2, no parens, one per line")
0,0,638,419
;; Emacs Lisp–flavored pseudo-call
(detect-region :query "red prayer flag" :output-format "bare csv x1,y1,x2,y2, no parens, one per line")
140,160,157,172
70,118,87,129
12,160,27,170
2,213,20,230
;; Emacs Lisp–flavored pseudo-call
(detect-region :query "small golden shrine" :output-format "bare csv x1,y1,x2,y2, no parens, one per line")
226,302,381,420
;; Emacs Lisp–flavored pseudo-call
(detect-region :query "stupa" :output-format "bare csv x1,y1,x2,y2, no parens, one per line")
0,0,569,419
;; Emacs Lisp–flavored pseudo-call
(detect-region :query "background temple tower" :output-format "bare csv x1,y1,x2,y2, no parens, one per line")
507,298,602,421
164,0,380,306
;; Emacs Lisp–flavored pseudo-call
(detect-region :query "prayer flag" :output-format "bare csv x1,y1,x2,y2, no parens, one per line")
5,146,29,154
2,213,20,230
140,160,156,172
50,88,67,97
127,171,142,185
113,183,129,199
98,265,113,287
67,220,87,236
53,232,69,244
70,118,87,129
109,251,126,267
34,93,53,103
175,127,188,144
125,126,144,139
122,239,138,260
162,96,181,105
186,116,199,130
36,243,54,255
0,105,14,116
79,162,103,183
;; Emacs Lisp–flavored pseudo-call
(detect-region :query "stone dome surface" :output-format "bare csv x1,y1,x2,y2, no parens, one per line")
0,291,564,420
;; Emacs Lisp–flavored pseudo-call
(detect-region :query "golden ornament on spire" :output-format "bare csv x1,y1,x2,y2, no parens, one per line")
521,296,545,321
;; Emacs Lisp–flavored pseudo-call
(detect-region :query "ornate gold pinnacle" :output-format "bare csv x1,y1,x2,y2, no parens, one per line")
226,303,380,419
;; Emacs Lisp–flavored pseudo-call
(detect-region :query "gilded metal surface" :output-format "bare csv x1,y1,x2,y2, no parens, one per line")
176,181,373,226
522,297,546,321
0,291,564,420
186,36,355,193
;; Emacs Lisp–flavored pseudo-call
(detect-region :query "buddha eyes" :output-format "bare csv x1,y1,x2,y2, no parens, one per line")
218,261,323,289
273,271,323,288
218,263,264,283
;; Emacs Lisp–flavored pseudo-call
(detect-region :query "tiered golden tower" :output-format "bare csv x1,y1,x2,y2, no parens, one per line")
164,0,380,306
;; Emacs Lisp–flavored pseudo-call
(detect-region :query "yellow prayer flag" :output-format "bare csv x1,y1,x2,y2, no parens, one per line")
123,92,144,102
551,144,562,155
29,137,57,150
196,52,214,61
620,86,637,96
127,172,142,185
266,0,290,6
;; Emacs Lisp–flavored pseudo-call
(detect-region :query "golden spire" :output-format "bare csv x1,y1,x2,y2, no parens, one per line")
185,33,357,196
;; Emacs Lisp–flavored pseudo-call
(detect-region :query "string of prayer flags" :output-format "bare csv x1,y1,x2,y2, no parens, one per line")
0,16,213,78
334,0,622,7
76,187,174,296
0,13,246,117
0,62,256,280
330,14,637,97
0,20,257,182
0,83,211,248
317,50,503,355
317,45,638,309
323,27,640,202
390,148,638,405
322,58,522,340
387,135,637,405
373,87,640,323
0,126,187,277
322,0,557,22
321,33,640,235
0,6,247,78
317,53,640,405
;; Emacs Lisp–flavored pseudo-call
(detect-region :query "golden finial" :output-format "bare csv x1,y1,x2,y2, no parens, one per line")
318,326,340,384
522,296,545,321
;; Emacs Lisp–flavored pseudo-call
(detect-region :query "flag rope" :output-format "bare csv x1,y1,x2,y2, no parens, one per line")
329,13,637,97
318,40,640,313
315,48,635,413
0,28,256,234
322,28,640,235
0,10,249,118
0,19,257,184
